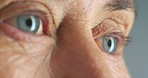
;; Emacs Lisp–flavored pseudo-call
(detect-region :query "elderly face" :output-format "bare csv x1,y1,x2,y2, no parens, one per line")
0,0,135,78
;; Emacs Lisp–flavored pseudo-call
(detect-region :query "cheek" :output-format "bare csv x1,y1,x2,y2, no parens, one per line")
49,27,130,78
0,31,55,77
0,28,54,75
51,49,130,78
0,33,50,54
96,55,130,78
0,22,54,54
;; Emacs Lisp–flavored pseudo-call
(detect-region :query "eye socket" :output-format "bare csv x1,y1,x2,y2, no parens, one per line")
102,35,118,54
17,14,41,34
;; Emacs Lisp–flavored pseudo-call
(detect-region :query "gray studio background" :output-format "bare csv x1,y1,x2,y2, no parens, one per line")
124,0,148,78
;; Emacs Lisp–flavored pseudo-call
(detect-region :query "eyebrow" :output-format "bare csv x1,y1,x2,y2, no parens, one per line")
105,0,134,11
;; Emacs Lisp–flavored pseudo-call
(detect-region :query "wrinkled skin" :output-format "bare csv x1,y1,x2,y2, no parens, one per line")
0,0,135,78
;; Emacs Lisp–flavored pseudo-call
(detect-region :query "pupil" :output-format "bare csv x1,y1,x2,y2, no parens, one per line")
26,18,32,27
107,39,112,47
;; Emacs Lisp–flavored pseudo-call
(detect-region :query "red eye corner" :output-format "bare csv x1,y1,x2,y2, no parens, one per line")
1,12,50,40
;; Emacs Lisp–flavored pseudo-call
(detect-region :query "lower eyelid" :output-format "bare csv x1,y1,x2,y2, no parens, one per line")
0,22,48,41
0,23,27,40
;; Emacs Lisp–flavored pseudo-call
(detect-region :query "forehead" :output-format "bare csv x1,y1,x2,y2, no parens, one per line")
0,0,134,11
0,0,135,26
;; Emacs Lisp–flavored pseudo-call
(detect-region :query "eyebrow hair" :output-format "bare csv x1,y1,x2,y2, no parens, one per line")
105,0,134,11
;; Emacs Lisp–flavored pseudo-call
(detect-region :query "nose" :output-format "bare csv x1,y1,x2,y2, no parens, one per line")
50,18,130,78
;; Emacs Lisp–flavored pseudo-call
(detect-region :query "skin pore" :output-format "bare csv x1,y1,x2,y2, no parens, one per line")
0,0,135,78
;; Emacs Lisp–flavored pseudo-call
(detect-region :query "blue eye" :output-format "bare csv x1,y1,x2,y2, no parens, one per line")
102,36,118,54
17,14,40,33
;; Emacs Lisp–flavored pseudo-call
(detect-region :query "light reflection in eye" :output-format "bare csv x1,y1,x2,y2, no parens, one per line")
102,35,118,54
16,14,42,34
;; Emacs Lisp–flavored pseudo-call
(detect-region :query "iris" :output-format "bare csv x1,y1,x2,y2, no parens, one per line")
17,14,40,33
102,36,118,54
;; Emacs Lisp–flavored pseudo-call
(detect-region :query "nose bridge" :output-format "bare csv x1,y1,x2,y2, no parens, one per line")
51,18,130,78
51,3,130,77
53,20,100,78
56,17,96,55
54,1,101,70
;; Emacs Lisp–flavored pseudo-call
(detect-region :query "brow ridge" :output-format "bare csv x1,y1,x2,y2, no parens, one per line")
105,0,134,11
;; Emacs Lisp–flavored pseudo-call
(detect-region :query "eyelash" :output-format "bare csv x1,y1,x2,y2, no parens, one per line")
94,31,131,55
92,18,131,48
105,32,130,46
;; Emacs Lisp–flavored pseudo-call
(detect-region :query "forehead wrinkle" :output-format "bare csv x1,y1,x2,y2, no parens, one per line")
105,0,135,11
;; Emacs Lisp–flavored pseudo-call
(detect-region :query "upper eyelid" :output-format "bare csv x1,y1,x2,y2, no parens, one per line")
105,32,129,47
12,10,49,21
95,32,125,41
92,18,124,39
0,1,51,22
92,18,128,46
0,1,56,36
